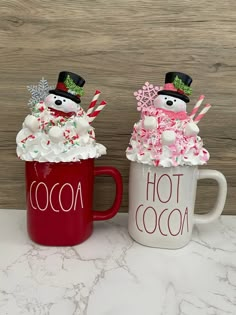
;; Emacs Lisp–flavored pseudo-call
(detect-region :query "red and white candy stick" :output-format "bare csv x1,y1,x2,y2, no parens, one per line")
194,103,211,124
189,95,205,119
88,100,107,123
86,90,101,116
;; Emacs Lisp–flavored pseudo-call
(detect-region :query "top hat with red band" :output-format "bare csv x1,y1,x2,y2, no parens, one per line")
49,71,85,104
158,72,192,103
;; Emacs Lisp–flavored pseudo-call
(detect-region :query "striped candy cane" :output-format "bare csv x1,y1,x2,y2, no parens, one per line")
86,90,101,116
189,95,205,119
88,100,107,123
194,103,211,124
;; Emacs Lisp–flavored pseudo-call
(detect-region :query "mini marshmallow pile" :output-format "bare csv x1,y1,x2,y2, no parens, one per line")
16,102,106,162
126,107,209,167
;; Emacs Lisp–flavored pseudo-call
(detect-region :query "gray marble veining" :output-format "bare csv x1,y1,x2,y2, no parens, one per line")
0,210,236,315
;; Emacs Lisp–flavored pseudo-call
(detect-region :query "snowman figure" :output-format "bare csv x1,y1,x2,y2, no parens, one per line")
143,72,199,145
45,94,78,115
24,71,91,143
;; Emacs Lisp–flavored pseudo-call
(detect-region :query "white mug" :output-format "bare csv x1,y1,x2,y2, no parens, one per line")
128,162,227,249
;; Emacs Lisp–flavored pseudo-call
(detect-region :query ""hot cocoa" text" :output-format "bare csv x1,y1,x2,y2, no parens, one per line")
134,171,189,237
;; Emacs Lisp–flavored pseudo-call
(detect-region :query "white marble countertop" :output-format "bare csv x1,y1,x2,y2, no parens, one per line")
0,210,236,315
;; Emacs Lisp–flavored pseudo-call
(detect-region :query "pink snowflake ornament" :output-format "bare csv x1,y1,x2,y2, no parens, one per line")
134,82,161,111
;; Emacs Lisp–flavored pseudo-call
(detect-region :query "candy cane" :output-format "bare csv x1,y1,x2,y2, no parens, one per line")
86,90,101,116
189,95,205,119
88,101,107,123
194,103,211,124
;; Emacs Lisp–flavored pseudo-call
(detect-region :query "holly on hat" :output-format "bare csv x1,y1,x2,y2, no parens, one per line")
50,71,85,104
158,72,193,103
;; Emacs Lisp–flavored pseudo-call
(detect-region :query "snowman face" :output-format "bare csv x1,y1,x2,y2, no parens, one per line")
153,94,186,112
45,94,79,113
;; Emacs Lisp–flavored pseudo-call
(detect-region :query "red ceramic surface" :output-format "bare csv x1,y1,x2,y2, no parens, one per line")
25,159,123,246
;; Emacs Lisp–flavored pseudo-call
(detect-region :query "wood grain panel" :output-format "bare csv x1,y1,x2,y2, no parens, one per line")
0,0,235,213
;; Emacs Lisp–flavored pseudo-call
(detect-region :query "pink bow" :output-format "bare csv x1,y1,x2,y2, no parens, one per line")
160,109,188,120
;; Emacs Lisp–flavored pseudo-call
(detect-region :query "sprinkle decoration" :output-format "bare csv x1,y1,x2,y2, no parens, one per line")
194,103,212,124
21,134,36,143
17,80,109,162
189,95,205,119
86,90,101,116
126,108,210,167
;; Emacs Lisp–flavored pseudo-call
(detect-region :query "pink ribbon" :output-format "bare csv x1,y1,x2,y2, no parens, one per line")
163,83,185,95
160,109,188,120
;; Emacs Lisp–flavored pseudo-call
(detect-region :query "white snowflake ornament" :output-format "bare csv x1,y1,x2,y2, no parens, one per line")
27,78,54,107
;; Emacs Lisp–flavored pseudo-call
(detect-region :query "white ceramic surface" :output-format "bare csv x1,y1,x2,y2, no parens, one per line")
128,162,227,248
0,210,236,315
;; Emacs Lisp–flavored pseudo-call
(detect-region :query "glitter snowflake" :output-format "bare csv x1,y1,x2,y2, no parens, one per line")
27,78,54,107
134,82,161,111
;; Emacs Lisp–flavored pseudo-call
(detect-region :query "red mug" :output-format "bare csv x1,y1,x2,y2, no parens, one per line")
25,159,123,246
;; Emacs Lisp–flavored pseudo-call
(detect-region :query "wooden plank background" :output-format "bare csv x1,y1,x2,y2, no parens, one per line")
0,0,235,213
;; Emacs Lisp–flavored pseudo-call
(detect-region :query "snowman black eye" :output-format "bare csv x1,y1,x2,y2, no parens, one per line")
174,99,176,102
54,96,56,99
165,97,167,100
63,99,66,102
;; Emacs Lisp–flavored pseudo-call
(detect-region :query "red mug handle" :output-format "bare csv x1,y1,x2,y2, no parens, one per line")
93,166,123,221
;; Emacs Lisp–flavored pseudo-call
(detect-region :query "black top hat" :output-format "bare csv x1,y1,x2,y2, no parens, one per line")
158,72,192,103
49,71,86,104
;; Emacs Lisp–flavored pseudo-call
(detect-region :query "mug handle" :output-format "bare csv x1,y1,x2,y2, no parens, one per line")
194,170,227,224
93,166,123,221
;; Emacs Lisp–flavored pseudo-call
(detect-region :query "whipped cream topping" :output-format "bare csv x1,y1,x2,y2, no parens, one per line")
126,107,209,167
16,102,106,162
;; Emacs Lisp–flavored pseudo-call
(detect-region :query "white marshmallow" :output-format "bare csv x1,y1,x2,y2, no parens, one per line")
24,115,39,132
75,117,91,135
48,126,64,143
161,130,176,145
143,116,157,129
79,133,90,145
184,122,200,137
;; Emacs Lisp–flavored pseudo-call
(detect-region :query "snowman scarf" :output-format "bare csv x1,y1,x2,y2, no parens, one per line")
161,109,188,120
48,107,76,118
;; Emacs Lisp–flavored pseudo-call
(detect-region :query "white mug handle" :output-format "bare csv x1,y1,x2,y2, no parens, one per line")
194,170,227,224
